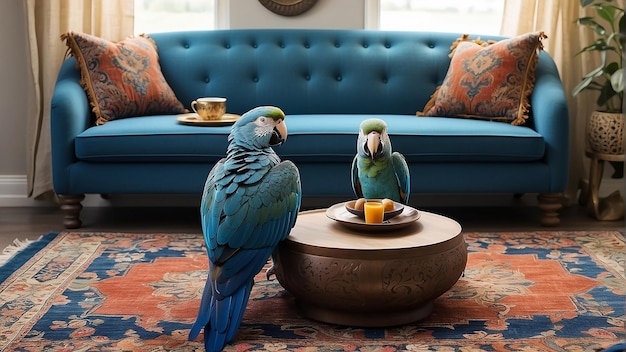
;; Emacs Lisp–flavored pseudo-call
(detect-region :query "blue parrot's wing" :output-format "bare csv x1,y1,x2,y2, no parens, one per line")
200,158,226,246
392,152,410,204
351,155,363,198
214,160,301,290
189,158,226,341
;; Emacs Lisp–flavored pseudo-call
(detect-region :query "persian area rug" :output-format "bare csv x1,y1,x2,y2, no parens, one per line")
1,231,624,351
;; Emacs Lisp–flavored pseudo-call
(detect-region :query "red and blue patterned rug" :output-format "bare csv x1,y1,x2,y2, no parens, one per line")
1,231,624,351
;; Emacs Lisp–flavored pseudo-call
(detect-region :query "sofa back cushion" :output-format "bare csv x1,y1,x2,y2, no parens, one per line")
148,29,507,116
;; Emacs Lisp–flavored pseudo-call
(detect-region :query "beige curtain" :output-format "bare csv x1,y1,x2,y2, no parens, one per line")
500,0,623,203
24,0,134,200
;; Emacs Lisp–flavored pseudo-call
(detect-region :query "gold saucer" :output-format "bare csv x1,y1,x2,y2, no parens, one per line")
176,113,240,126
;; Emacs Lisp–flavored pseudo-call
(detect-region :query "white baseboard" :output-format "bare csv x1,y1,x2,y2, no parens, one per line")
0,175,43,207
0,175,201,207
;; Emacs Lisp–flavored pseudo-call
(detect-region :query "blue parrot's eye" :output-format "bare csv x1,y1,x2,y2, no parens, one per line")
254,116,273,129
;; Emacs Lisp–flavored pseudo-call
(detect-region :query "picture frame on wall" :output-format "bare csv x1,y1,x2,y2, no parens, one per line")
258,0,319,16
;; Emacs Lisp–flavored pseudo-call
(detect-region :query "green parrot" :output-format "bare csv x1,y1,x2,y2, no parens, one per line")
351,118,410,204
189,106,301,352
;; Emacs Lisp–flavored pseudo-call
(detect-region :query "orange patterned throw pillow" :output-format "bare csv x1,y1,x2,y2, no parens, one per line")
61,31,185,125
419,32,547,126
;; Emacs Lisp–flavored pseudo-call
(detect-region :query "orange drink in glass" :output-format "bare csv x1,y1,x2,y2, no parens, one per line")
364,201,384,224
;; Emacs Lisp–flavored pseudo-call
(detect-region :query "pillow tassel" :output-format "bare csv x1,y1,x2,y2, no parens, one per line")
448,34,491,58
60,32,105,125
512,32,547,126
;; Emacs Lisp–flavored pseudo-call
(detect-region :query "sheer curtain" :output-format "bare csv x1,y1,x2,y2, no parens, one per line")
24,0,134,200
500,0,611,202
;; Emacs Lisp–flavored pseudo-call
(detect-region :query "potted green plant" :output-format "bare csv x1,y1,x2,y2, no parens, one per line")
573,0,624,178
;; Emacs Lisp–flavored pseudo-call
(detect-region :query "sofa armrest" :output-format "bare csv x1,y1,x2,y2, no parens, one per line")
529,52,570,192
50,58,92,194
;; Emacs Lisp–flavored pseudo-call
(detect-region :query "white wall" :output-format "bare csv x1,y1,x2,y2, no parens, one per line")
0,0,29,204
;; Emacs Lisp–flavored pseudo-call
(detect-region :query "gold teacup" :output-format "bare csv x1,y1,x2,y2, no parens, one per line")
191,97,227,120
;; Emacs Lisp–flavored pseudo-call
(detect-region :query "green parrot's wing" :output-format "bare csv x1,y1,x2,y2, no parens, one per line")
204,160,301,297
351,155,363,198
392,151,410,204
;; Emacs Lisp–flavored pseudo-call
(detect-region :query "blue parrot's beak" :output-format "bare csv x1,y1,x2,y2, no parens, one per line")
269,118,288,146
366,131,382,160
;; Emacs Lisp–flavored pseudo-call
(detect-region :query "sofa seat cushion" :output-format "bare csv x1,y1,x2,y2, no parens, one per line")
75,115,231,163
75,114,544,163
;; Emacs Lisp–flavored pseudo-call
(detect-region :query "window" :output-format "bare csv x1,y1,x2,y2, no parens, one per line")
134,0,216,34
380,0,505,35
134,1,504,36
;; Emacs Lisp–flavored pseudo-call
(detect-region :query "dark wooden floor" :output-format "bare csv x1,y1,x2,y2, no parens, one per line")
1,193,624,252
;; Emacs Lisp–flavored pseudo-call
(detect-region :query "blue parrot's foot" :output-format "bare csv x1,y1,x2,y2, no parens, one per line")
266,259,276,280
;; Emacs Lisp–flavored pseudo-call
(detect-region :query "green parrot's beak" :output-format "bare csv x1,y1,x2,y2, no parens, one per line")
366,131,381,160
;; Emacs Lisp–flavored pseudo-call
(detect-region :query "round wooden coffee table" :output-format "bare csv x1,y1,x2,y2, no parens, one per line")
273,206,466,327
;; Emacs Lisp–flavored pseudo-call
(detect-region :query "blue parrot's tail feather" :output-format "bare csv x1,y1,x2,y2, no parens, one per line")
215,294,230,332
204,282,253,352
225,281,252,342
189,278,214,340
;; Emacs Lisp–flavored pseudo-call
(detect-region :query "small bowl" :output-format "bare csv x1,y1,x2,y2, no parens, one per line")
345,199,404,221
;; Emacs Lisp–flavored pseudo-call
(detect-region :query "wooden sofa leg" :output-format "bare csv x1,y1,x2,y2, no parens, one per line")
59,194,85,229
537,193,563,226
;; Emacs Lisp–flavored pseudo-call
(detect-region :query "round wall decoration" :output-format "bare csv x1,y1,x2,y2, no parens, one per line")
258,0,319,16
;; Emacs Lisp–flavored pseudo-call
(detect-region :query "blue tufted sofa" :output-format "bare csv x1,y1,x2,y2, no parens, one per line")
51,29,570,228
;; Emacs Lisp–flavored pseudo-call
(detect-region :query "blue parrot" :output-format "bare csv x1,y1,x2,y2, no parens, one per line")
188,106,301,352
351,118,410,204
603,342,625,352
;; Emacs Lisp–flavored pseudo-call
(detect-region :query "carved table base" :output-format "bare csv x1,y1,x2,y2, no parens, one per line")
297,299,435,328
273,208,466,327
